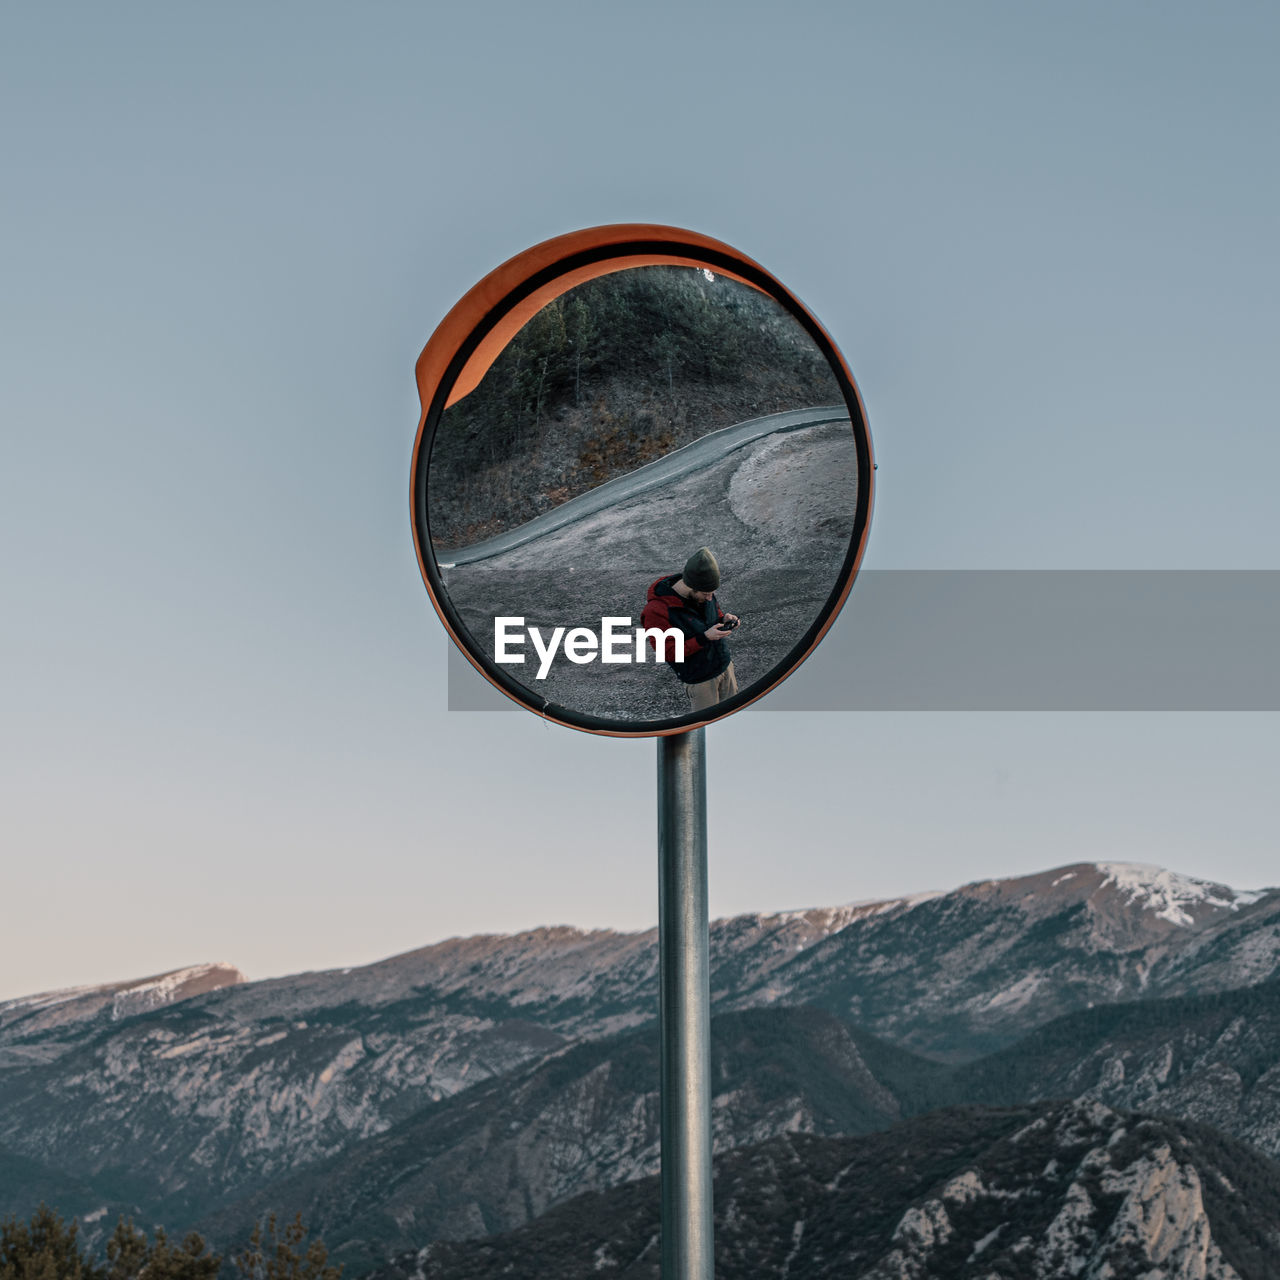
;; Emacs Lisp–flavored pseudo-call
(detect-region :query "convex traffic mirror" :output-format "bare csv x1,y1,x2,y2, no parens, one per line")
411,225,873,735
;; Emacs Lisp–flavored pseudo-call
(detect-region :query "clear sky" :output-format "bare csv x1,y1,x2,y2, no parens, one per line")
2,2,1278,1001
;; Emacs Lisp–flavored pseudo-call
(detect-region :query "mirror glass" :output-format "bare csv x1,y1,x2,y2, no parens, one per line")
422,261,864,729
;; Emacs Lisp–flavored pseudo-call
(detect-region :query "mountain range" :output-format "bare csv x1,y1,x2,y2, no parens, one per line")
3,861,1279,1277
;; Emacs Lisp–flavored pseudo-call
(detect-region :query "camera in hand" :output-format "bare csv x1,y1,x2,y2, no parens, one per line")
718,616,739,630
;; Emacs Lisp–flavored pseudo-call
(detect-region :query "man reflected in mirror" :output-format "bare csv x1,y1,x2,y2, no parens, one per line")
641,546,740,711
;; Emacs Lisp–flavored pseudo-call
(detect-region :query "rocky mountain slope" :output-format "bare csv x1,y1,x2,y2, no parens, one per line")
0,963,245,1066
196,978,1280,1273
0,994,564,1226
749,862,1277,1060
0,1142,132,1234
936,976,1280,1160
198,1006,938,1272
379,1100,1280,1280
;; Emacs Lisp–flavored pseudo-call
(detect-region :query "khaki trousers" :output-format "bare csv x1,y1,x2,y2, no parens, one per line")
686,661,738,711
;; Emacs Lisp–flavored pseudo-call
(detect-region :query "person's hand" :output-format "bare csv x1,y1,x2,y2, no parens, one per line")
706,623,732,640
724,613,740,625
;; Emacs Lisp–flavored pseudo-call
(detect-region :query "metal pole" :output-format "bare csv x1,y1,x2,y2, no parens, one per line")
657,728,713,1279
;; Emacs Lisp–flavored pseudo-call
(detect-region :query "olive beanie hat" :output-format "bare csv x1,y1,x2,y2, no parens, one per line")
683,546,721,592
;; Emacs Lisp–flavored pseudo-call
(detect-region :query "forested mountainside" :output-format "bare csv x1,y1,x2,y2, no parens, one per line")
427,264,843,546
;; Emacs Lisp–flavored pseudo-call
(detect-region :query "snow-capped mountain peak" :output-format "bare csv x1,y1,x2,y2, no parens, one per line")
1093,861,1264,927
0,961,246,1046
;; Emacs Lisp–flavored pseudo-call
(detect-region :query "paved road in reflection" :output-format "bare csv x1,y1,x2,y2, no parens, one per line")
436,406,849,568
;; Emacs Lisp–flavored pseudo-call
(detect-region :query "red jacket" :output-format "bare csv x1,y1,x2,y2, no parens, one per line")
641,575,730,683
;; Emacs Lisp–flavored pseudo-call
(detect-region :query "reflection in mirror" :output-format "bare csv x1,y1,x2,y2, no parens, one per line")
426,263,860,725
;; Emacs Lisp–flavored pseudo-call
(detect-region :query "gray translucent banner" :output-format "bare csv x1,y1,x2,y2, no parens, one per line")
446,571,1280,712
